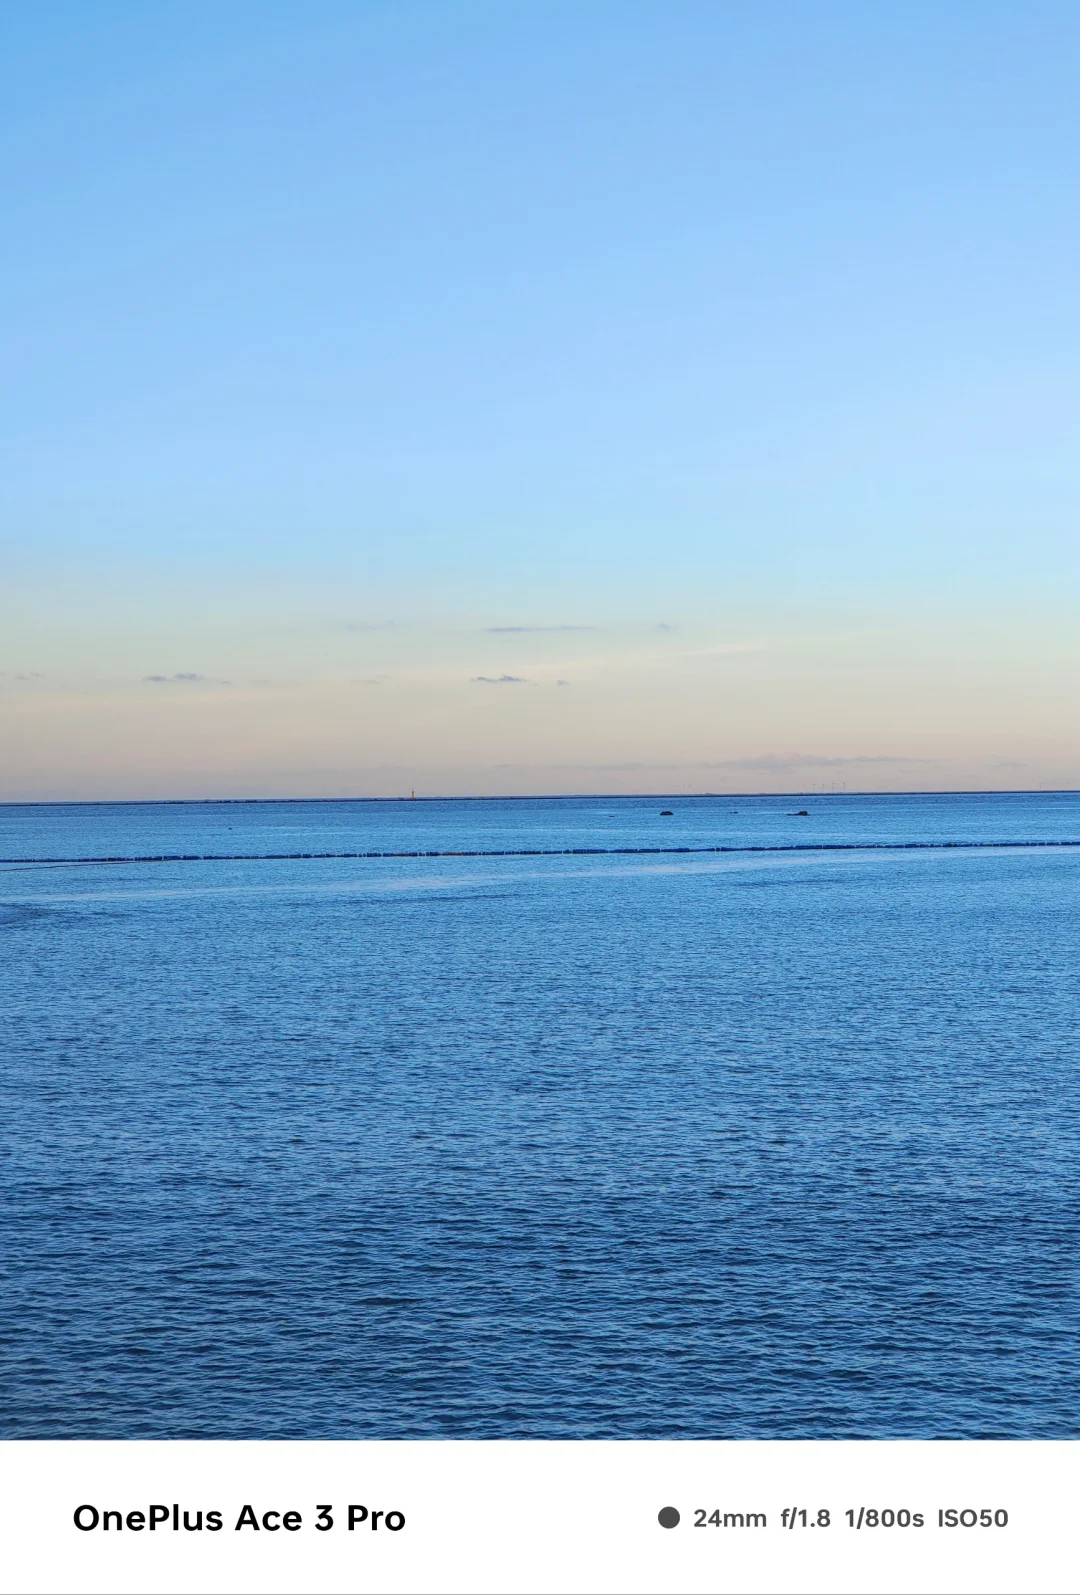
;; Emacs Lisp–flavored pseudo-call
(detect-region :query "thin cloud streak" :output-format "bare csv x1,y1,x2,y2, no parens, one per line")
501,639,765,680
495,754,933,772
707,754,935,770
143,673,232,685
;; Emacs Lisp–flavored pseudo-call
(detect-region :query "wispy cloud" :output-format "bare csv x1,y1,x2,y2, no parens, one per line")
143,672,231,685
500,638,764,682
496,754,931,772
593,762,676,771
472,674,526,684
495,760,677,771
484,625,596,634
699,753,934,771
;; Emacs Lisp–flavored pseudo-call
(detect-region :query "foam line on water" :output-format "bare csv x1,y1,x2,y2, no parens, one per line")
2,839,1080,868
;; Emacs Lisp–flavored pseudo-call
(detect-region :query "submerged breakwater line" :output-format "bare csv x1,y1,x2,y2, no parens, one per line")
3,839,1080,867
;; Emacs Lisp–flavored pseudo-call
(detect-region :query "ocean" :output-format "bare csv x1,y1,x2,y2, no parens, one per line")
3,791,1079,1438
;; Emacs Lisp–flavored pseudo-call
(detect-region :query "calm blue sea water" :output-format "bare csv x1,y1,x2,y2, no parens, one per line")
3,793,1079,1438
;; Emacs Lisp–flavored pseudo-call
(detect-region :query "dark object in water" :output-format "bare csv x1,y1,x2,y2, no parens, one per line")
790,810,809,817
660,810,673,816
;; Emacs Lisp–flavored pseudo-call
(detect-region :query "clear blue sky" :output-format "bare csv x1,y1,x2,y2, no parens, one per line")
2,2,1079,797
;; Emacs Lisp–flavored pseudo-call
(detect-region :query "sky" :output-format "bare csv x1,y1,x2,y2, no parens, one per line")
2,0,1079,799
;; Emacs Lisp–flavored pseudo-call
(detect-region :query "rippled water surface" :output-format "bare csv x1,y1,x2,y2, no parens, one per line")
3,793,1079,1437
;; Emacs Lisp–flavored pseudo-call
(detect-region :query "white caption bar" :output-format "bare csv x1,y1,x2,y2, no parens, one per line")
1,1439,1076,1594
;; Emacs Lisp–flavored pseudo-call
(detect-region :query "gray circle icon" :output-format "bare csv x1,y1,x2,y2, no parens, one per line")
658,1506,680,1529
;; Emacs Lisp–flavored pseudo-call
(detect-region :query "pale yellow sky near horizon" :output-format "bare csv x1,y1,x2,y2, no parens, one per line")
4,594,1078,800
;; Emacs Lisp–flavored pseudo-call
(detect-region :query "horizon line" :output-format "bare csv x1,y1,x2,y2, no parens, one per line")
1,787,1078,808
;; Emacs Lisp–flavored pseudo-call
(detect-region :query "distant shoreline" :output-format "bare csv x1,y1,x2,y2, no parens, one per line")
1,789,1078,808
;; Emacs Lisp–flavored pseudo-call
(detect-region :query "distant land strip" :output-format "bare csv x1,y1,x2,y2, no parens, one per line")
3,840,1080,867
